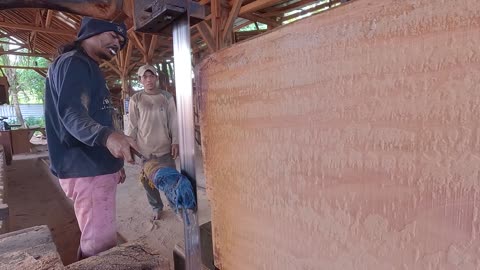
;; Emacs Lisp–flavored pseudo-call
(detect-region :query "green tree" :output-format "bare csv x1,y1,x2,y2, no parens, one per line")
0,50,25,127
0,43,49,127
16,58,49,104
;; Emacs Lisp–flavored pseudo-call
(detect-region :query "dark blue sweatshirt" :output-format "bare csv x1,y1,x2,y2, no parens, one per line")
45,49,123,178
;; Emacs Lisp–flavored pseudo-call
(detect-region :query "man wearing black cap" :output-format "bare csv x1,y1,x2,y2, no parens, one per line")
45,17,137,259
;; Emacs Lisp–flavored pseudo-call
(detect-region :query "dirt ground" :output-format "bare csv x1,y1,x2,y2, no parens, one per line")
6,143,211,269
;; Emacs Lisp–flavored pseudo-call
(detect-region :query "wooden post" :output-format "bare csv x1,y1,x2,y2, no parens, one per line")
211,0,221,50
222,0,243,47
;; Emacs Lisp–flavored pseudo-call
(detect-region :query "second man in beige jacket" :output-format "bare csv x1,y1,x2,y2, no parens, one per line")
127,64,179,220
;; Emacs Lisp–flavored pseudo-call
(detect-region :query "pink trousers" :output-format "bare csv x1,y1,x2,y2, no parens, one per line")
60,172,119,258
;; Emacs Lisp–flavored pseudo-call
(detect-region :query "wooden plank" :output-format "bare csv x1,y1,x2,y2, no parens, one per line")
197,0,480,269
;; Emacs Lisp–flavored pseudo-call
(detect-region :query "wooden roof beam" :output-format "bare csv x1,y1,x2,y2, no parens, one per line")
127,62,137,75
204,0,283,28
123,41,133,75
0,31,27,42
239,0,281,14
36,9,45,28
0,41,22,46
33,69,47,77
101,61,122,76
196,22,215,52
129,32,147,58
222,0,243,41
147,34,158,63
0,51,52,58
262,0,319,17
211,0,221,50
234,19,254,31
45,10,54,28
0,65,47,70
241,13,281,27
0,22,76,37
1,45,27,53
281,0,341,22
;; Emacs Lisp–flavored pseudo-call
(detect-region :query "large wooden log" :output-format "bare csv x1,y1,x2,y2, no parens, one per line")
197,0,480,269
66,243,169,270
0,225,63,270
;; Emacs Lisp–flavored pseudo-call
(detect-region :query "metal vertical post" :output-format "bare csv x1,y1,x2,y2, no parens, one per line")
173,8,196,190
172,4,202,269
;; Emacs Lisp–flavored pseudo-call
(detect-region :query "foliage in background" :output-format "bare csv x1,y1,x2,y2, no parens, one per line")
0,42,49,127
24,116,45,127
0,43,49,105
16,57,49,104
238,22,268,32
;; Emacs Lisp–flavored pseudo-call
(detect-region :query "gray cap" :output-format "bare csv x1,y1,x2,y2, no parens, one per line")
137,64,157,76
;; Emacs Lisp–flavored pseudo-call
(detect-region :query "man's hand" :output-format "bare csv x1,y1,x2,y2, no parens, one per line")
118,167,126,184
105,131,138,164
171,144,179,159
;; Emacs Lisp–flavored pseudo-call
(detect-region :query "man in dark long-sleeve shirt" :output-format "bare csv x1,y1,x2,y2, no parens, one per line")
45,17,138,259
